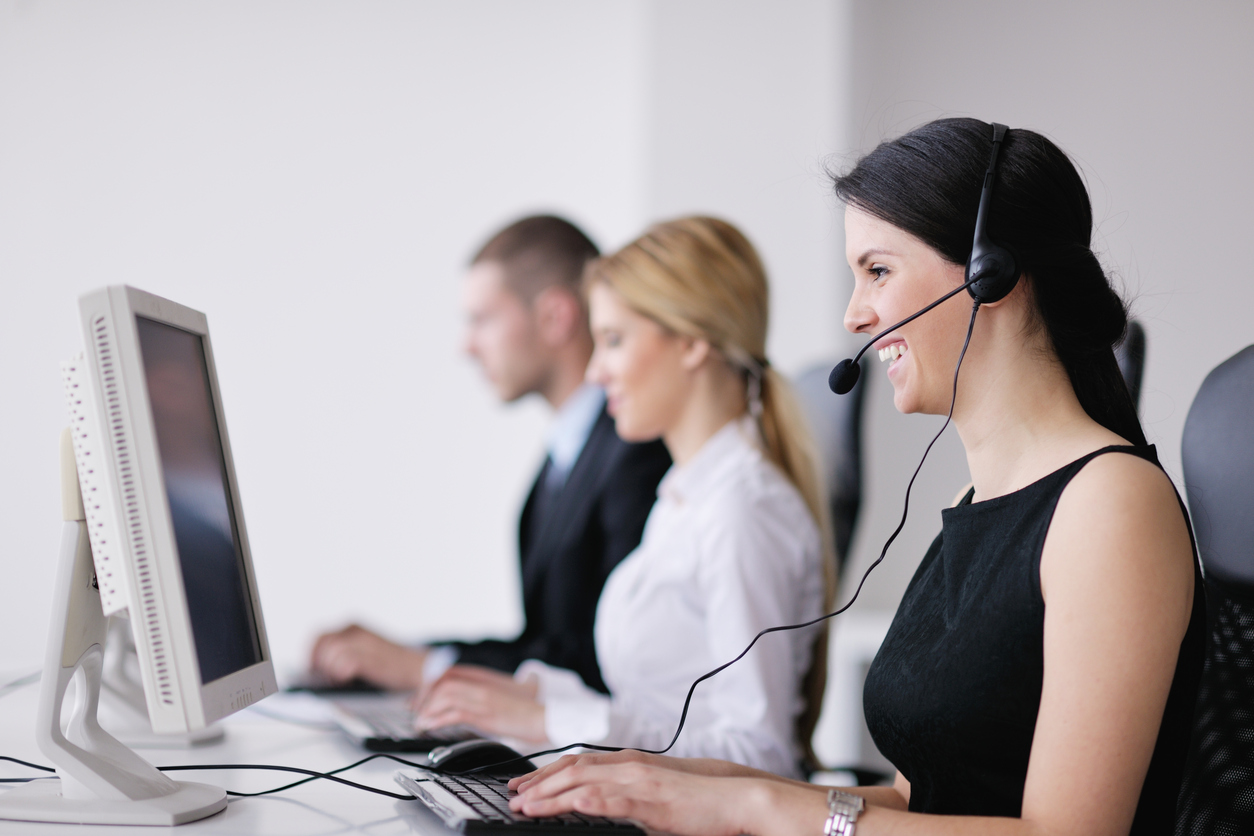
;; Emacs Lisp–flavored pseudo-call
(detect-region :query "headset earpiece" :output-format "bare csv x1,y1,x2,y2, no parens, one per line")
965,123,1019,305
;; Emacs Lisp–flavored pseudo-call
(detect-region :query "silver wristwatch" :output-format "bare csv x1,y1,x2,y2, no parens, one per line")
823,789,865,836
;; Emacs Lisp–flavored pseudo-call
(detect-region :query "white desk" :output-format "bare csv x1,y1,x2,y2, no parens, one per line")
0,608,898,834
0,683,453,835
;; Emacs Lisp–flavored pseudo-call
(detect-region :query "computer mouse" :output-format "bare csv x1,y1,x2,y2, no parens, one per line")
426,739,537,776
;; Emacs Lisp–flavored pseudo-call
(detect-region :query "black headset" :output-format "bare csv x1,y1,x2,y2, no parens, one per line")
828,122,1018,394
964,122,1018,304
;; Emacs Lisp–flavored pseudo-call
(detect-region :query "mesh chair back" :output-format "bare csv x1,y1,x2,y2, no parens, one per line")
1176,345,1254,835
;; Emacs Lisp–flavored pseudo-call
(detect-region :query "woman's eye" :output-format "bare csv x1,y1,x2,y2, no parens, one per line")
869,266,889,282
602,333,622,348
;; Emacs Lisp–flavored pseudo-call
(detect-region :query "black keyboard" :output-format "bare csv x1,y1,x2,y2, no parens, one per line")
402,771,644,834
332,700,480,752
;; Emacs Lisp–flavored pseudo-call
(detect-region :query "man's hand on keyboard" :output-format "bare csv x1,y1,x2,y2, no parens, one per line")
309,623,427,692
412,664,547,744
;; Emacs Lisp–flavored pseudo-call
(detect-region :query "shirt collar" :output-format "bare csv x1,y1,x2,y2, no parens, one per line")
546,384,606,475
657,413,761,506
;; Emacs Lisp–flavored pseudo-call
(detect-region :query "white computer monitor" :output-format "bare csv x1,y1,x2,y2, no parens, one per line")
76,285,276,728
0,285,277,826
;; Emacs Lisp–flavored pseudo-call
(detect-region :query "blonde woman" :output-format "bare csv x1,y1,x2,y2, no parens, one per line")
413,217,836,778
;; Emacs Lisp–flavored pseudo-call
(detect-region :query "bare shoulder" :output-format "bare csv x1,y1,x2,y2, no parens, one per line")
1054,451,1185,540
1042,450,1194,619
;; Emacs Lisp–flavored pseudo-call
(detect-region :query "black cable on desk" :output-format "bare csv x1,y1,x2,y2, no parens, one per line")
0,753,432,799
0,756,53,774
162,762,415,800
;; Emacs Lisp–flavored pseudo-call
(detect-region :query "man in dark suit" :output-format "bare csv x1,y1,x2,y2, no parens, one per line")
310,216,670,694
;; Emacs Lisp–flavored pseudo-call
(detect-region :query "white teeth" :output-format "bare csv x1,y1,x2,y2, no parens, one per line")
878,344,906,363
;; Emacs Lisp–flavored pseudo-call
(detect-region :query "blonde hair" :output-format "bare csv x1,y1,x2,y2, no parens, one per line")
585,216,837,770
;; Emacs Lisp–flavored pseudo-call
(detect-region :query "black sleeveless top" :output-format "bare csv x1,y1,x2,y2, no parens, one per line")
863,445,1205,832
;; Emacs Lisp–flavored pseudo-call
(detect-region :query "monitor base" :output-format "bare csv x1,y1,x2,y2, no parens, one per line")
0,778,226,826
0,469,228,829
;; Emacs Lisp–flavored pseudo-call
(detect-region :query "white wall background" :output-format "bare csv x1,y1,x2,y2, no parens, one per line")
0,1,844,678
643,0,848,366
0,0,652,673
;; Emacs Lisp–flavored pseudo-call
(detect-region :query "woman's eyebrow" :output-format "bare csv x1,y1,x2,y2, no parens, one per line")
856,248,896,267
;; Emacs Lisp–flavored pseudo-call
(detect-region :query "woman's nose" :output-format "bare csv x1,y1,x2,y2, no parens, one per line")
843,288,876,335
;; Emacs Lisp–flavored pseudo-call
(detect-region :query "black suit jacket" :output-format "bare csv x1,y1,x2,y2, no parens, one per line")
450,407,670,693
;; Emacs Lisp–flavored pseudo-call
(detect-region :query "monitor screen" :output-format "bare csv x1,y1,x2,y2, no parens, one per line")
135,316,263,684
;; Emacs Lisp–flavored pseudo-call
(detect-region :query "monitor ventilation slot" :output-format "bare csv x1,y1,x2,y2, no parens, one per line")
90,315,175,707
62,356,125,616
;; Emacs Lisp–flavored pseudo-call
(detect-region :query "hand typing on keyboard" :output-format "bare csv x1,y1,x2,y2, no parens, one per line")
507,751,758,835
430,773,643,832
309,624,428,691
411,665,547,744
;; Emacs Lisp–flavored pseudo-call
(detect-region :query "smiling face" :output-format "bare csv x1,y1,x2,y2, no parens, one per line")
843,206,975,415
584,282,693,442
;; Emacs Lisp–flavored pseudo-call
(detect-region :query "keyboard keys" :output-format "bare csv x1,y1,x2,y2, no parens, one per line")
432,774,640,830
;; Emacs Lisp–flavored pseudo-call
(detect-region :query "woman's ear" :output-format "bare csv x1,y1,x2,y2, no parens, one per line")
977,271,1028,309
679,337,712,371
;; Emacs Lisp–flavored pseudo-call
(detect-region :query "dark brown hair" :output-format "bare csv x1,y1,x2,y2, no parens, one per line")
831,118,1147,446
472,215,599,301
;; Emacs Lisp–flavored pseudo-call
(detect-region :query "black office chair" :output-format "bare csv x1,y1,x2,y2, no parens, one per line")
793,358,883,784
793,358,868,579
1115,319,1147,411
1175,345,1254,835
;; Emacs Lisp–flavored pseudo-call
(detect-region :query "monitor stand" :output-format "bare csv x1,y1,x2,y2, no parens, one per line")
0,431,227,826
99,617,225,749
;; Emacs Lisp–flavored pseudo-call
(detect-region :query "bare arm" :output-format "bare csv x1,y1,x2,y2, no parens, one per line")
1019,453,1194,835
510,755,907,836
512,752,909,809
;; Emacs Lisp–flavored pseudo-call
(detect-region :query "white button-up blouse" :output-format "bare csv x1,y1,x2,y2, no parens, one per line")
517,414,825,777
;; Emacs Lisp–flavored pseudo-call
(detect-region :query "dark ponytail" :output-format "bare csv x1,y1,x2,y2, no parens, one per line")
831,118,1146,446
